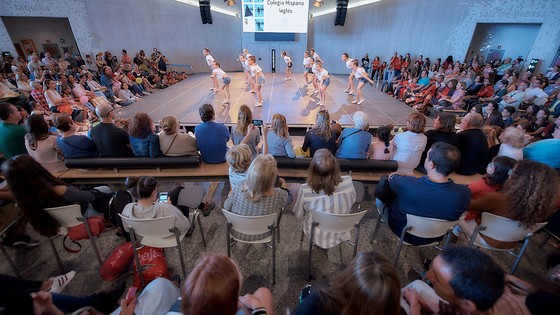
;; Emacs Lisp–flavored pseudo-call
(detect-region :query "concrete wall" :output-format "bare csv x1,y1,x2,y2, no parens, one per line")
0,0,559,74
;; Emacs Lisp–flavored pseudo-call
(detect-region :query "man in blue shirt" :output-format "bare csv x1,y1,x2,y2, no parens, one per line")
194,104,229,163
386,142,471,245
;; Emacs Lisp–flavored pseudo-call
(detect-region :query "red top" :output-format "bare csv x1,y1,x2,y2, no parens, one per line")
477,85,494,98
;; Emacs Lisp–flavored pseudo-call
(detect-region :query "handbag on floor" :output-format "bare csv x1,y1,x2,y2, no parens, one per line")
63,216,106,253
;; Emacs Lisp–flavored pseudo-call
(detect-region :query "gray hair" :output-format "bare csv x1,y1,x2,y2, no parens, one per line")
353,111,369,130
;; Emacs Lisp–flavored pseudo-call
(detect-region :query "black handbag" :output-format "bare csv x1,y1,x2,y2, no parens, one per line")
374,175,396,205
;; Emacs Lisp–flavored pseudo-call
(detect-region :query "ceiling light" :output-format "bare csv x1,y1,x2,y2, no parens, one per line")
313,0,323,8
225,0,236,6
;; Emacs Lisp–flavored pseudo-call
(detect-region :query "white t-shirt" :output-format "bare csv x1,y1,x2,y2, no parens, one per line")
284,56,292,65
213,68,226,79
353,67,366,79
250,64,263,78
205,54,214,67
312,53,321,62
315,68,329,82
312,63,318,74
303,57,312,67
345,58,354,69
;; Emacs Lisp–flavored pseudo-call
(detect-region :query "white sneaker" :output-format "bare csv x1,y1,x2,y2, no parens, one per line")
114,97,124,102
312,90,318,94
249,90,256,93
255,102,263,107
351,100,358,104
284,78,289,81
141,91,150,96
348,90,355,95
209,87,215,90
357,99,365,105
318,102,324,106
222,100,230,105
113,104,122,108
344,89,350,93
49,270,76,293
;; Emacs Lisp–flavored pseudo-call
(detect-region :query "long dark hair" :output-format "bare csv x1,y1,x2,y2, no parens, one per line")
125,176,157,199
25,114,50,150
484,156,517,186
2,155,66,237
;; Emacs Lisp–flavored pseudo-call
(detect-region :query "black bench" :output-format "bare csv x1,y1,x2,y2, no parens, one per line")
65,156,201,169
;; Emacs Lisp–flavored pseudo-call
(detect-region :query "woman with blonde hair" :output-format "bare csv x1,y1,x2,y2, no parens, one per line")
497,126,526,160
182,253,273,315
293,251,402,315
302,110,337,156
267,113,295,158
223,154,289,241
158,115,197,156
231,105,260,158
392,112,427,174
293,149,357,248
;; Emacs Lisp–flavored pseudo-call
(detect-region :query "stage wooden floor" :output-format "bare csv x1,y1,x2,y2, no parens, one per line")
118,73,434,128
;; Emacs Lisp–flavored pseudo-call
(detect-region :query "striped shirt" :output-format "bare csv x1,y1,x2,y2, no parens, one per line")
292,175,357,248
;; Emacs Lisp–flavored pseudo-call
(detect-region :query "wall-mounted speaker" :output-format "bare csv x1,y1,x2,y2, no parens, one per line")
334,0,348,26
199,0,213,24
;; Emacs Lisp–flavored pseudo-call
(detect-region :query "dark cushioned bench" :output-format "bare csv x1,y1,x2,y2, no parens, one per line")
274,157,398,172
65,156,201,169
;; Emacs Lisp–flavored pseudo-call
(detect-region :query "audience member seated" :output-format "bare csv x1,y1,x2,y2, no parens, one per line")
293,149,357,248
392,112,427,174
158,115,197,156
294,251,402,315
90,102,133,157
2,155,112,236
502,105,516,128
524,78,548,105
121,176,190,234
24,114,67,173
417,112,458,173
223,155,289,241
54,115,98,158
457,160,559,249
267,113,295,158
30,81,52,114
0,102,27,159
456,113,488,175
402,247,506,315
226,144,252,190
483,101,504,128
468,156,517,200
499,81,527,110
523,120,560,169
381,142,470,245
231,105,260,158
369,125,393,160
335,111,372,159
179,253,273,315
127,112,161,158
118,83,140,107
528,108,550,139
302,109,338,157
194,104,229,163
44,79,83,122
1,272,124,315
435,81,466,112
497,126,526,160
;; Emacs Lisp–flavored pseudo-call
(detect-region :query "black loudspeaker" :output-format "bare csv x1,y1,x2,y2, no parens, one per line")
199,0,213,24
334,0,348,26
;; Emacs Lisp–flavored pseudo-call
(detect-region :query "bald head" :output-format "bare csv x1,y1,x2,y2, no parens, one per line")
461,113,483,130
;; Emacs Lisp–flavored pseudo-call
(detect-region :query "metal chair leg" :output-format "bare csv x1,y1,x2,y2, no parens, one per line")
171,227,187,278
370,205,385,243
48,237,65,273
197,213,206,248
78,217,102,266
270,224,276,285
129,228,145,288
307,222,318,281
226,222,232,257
468,225,486,247
353,223,360,258
510,234,532,275
393,226,412,266
0,242,20,277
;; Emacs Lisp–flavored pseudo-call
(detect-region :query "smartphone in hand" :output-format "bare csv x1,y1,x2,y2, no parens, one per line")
125,286,137,305
252,119,263,127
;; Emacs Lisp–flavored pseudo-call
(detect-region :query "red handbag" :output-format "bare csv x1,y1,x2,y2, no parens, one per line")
63,216,106,253
133,246,169,288
100,242,134,281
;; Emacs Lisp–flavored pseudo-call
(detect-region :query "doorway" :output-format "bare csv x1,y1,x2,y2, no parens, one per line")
1,16,80,59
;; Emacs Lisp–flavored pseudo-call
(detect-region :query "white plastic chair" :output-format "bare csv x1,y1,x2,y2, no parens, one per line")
0,213,21,277
44,205,103,272
301,210,367,280
119,214,187,288
466,212,546,275
222,209,278,284
393,214,458,266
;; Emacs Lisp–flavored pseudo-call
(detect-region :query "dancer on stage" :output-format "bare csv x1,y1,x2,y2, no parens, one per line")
315,61,330,106
281,51,293,81
203,48,218,91
303,51,313,86
248,55,265,107
211,61,231,105
310,48,321,62
310,58,319,95
341,53,355,94
238,54,250,84
350,59,374,105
